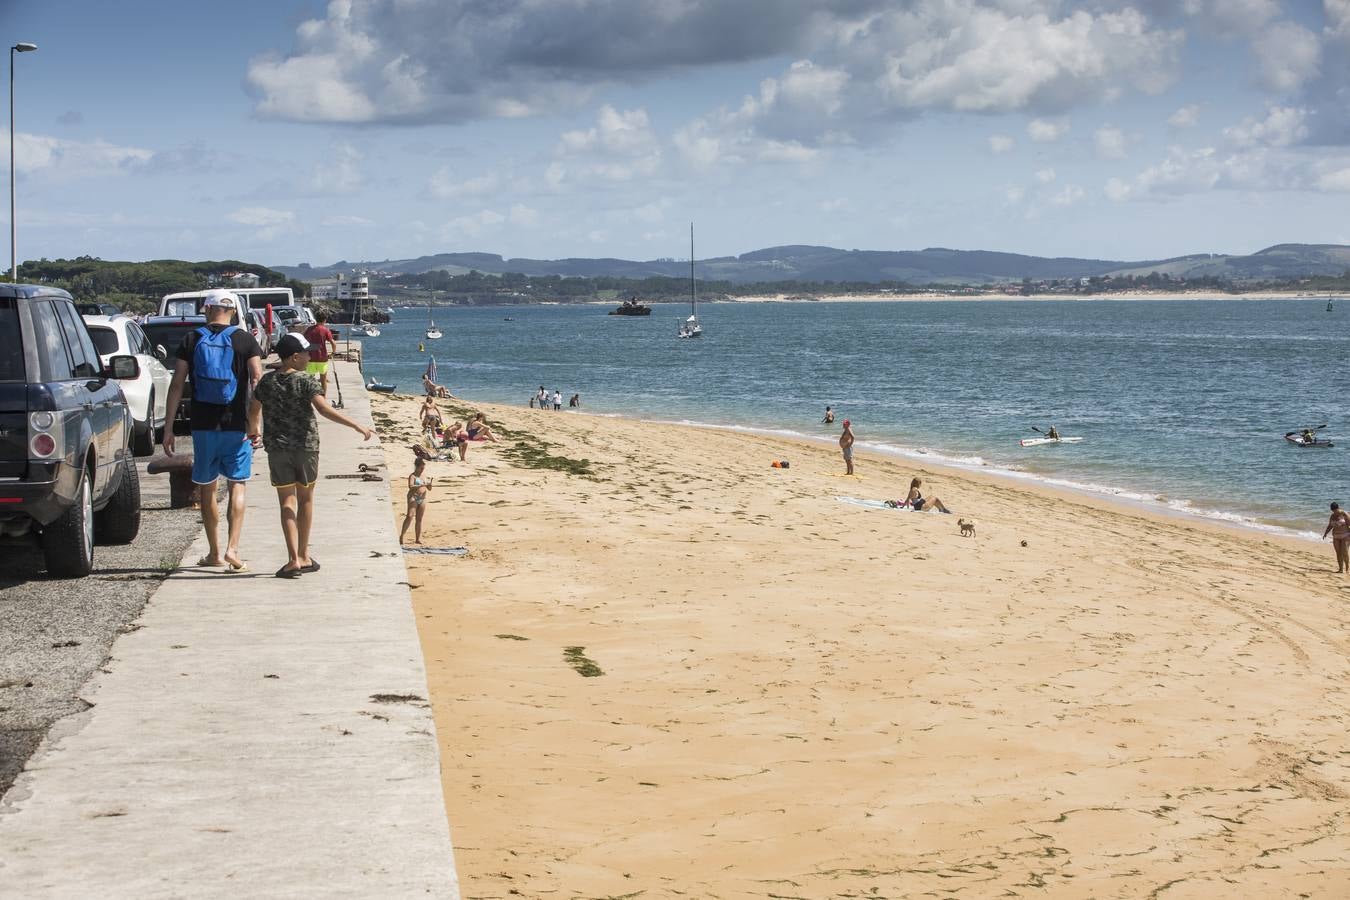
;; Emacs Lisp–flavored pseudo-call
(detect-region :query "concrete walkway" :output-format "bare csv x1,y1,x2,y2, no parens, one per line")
0,356,460,898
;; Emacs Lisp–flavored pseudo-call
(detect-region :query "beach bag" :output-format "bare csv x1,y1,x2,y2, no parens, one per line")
192,326,238,405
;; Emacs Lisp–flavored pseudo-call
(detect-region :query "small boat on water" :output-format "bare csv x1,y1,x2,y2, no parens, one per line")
1020,436,1084,447
1285,426,1333,448
608,297,651,316
366,381,397,393
678,223,703,339
425,303,442,339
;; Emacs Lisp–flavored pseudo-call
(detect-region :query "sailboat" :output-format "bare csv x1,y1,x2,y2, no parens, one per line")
678,223,703,339
425,303,442,340
351,290,380,337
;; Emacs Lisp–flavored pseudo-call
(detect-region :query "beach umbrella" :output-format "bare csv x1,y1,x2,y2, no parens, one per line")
425,355,438,384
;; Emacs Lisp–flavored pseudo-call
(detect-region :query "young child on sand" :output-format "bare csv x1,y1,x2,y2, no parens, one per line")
1323,502,1350,573
401,457,433,544
249,333,373,578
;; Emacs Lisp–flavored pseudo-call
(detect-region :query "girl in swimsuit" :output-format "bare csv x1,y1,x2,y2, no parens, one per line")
1323,502,1350,573
902,477,951,513
400,458,433,544
466,412,499,442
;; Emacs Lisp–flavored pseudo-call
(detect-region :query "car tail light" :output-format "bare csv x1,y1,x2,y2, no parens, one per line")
29,409,64,460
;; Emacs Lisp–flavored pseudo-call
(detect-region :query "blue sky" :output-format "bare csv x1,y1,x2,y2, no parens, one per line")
6,0,1350,269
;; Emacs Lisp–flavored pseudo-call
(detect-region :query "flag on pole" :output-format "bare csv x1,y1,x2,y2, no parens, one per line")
425,356,438,385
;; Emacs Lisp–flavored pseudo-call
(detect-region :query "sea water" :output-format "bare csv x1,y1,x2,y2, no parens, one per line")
358,297,1347,537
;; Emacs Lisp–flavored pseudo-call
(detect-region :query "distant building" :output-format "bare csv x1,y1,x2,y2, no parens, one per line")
209,271,261,289
310,271,373,321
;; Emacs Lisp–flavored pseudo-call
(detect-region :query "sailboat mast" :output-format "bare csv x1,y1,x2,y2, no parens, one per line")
689,222,697,315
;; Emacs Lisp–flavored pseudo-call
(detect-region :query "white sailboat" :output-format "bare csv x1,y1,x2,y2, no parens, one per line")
678,223,703,339
350,291,380,336
425,303,442,340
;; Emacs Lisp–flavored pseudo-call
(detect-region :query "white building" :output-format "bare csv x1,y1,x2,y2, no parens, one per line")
311,271,374,321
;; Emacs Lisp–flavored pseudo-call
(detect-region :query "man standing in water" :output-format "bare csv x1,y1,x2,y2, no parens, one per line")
823,406,835,424
840,419,855,476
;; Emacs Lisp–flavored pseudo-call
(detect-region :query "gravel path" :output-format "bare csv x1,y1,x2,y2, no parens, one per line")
0,448,203,798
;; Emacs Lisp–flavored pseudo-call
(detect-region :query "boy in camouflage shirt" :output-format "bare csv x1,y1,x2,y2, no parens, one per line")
248,333,373,578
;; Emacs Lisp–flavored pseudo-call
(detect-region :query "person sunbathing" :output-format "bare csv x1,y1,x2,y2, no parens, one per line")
899,477,951,513
466,412,499,442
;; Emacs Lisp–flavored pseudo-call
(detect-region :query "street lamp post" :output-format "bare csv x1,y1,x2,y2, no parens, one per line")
10,42,37,283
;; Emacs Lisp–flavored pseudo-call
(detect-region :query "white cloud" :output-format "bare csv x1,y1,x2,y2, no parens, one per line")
508,204,539,227
13,133,153,179
1168,105,1200,128
429,168,500,200
1035,168,1057,184
309,143,363,193
556,105,663,181
227,206,296,240
1186,0,1281,37
1252,22,1320,92
988,134,1014,154
1028,118,1070,143
440,208,507,240
1093,125,1128,160
320,214,374,226
1050,184,1085,206
1223,106,1309,148
1104,177,1131,201
227,206,295,227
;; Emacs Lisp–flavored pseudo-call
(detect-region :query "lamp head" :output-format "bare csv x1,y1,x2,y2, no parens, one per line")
13,43,37,53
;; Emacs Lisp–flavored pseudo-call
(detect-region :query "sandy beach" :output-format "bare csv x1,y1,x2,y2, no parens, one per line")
373,393,1350,898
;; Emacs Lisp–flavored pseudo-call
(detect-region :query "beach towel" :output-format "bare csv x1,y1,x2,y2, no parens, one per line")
401,546,469,555
836,496,909,511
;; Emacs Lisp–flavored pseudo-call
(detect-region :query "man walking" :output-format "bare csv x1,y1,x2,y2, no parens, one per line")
840,419,855,476
250,333,373,577
163,290,264,572
303,312,338,396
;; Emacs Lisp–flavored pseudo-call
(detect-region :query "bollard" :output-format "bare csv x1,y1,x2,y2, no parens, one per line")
146,455,197,509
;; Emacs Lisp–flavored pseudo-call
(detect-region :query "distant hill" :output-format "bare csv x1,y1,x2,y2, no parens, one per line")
274,243,1350,285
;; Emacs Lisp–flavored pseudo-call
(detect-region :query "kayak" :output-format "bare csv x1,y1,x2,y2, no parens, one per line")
1284,434,1334,448
1019,436,1083,447
366,381,397,393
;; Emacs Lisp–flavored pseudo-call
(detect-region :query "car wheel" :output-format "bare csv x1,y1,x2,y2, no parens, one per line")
42,469,95,577
132,390,156,456
96,457,142,545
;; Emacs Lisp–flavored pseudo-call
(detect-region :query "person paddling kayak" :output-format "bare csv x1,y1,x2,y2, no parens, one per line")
1047,425,1061,440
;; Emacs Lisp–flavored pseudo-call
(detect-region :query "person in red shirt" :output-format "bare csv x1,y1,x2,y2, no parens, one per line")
303,312,338,395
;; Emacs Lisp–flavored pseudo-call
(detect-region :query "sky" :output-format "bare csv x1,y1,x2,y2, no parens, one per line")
5,0,1350,269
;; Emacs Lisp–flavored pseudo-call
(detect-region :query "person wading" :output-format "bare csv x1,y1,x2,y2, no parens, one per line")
163,290,263,572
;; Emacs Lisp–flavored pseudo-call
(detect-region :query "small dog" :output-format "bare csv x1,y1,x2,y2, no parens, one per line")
957,518,976,538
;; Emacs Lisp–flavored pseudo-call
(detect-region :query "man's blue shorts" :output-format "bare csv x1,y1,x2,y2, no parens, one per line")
191,431,253,484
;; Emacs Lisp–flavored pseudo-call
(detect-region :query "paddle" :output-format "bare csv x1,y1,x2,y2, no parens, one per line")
1285,424,1328,437
1030,425,1046,435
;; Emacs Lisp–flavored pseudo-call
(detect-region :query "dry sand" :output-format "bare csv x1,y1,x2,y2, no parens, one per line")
372,393,1350,898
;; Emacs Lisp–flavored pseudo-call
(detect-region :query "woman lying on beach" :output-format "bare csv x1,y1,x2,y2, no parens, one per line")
1323,502,1350,573
400,457,433,544
889,477,951,513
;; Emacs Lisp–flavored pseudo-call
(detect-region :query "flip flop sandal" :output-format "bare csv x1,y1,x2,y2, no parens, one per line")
226,561,249,573
197,556,223,567
275,565,302,579
300,558,320,574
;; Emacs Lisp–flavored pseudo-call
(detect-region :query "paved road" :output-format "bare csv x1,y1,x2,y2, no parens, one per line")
0,446,202,797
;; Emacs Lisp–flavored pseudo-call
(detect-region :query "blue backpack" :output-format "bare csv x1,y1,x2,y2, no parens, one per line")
192,326,239,405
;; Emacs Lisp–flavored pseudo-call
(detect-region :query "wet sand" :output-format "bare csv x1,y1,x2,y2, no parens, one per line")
373,393,1350,898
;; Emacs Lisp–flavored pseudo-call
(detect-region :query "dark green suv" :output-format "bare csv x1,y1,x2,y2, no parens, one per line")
0,285,143,576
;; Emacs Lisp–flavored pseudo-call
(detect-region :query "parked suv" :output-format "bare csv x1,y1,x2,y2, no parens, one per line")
0,285,143,576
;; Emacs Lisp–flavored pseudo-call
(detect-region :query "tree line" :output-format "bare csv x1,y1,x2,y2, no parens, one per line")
21,256,311,314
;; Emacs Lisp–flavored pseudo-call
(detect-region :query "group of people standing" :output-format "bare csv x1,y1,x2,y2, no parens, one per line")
531,386,579,410
161,291,373,578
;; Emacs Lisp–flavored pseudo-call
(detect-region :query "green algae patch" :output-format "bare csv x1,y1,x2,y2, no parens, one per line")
564,646,604,677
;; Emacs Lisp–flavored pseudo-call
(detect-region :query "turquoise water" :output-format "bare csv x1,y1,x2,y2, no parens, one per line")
357,298,1347,537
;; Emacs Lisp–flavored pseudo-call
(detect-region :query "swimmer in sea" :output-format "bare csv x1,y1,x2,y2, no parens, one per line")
823,405,835,424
